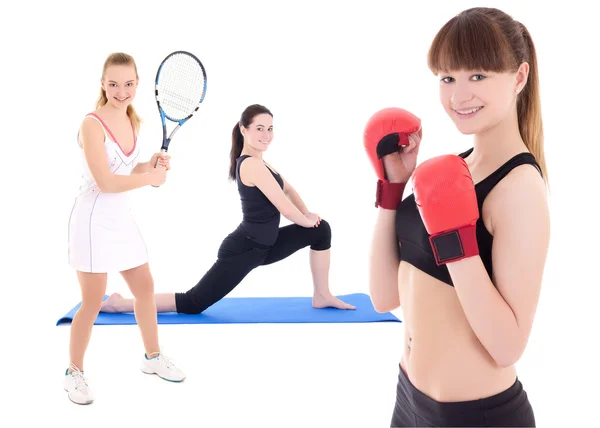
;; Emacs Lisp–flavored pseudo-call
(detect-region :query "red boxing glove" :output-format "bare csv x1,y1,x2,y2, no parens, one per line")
363,107,422,209
412,155,479,265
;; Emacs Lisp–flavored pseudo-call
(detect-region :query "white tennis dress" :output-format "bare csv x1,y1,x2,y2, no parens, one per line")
68,113,148,273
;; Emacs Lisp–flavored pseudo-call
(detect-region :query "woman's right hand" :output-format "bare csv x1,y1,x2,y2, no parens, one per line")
147,165,167,187
304,212,320,228
382,132,421,183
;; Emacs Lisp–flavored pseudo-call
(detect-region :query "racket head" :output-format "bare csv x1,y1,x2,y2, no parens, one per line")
155,51,207,124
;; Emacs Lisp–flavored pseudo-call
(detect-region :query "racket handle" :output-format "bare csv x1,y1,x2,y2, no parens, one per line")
151,149,168,188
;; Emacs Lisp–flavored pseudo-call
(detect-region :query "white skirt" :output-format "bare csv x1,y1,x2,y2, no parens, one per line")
68,191,149,273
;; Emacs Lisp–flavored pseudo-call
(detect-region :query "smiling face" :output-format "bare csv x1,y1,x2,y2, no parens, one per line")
101,64,138,109
438,64,528,135
241,113,274,152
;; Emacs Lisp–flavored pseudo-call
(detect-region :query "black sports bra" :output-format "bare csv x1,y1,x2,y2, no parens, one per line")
395,148,542,286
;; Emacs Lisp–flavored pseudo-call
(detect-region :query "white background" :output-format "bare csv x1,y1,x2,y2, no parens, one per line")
1,0,598,426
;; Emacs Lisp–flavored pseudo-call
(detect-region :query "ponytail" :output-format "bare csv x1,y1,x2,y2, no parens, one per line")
126,105,142,135
518,26,547,184
229,123,244,180
95,86,108,110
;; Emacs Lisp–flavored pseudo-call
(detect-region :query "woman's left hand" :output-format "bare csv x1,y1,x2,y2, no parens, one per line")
150,152,171,170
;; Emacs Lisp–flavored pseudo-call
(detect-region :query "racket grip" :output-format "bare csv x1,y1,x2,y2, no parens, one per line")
151,149,168,188
154,148,168,168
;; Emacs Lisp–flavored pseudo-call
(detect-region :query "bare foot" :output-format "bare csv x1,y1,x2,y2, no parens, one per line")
100,292,125,313
312,293,356,310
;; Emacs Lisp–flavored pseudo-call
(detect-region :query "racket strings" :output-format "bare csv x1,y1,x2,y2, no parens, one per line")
157,53,206,121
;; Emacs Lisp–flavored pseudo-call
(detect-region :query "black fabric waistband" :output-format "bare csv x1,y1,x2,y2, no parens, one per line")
396,364,527,426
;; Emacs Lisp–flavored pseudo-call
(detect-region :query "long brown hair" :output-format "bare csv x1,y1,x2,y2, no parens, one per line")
427,7,547,182
229,104,273,180
95,52,142,134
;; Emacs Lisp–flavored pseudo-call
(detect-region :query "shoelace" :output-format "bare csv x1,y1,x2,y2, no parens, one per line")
68,363,88,390
158,354,176,370
149,352,177,371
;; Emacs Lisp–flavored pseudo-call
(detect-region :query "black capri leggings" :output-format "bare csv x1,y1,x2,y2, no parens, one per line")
175,219,332,314
391,364,535,427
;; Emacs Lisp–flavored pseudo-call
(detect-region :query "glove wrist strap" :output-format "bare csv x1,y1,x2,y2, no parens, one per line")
429,224,479,266
375,180,406,210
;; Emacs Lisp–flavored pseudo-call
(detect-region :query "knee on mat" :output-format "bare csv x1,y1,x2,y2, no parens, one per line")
175,292,205,315
311,218,331,251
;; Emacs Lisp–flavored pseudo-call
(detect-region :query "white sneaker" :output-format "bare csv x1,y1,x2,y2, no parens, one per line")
64,364,94,405
140,353,186,382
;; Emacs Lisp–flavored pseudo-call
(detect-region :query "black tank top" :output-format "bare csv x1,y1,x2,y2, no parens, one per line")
235,154,284,246
395,148,542,286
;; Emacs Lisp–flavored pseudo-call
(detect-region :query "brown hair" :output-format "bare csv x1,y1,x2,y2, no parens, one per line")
427,7,547,182
95,52,142,134
229,104,273,180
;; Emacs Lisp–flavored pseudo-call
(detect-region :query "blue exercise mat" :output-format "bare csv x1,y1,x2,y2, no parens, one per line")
56,293,401,326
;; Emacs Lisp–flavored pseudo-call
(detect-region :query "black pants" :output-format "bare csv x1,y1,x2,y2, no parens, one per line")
391,365,535,427
175,220,332,314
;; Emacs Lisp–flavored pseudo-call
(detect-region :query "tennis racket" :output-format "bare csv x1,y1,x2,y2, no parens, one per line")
153,50,207,186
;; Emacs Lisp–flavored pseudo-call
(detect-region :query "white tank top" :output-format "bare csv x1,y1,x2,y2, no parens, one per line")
76,113,140,197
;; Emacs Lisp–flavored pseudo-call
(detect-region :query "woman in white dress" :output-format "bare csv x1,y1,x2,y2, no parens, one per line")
65,52,185,405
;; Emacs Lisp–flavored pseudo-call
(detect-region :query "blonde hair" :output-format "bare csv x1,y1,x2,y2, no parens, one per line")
95,52,142,134
427,7,547,182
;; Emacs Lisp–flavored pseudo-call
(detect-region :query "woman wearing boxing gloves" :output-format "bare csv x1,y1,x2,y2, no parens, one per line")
364,7,549,428
102,104,355,316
